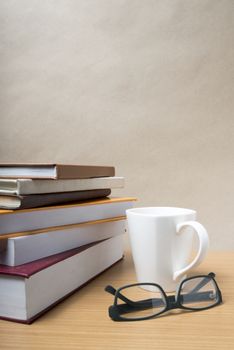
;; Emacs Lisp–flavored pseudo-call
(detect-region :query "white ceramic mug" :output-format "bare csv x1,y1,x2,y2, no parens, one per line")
126,207,209,292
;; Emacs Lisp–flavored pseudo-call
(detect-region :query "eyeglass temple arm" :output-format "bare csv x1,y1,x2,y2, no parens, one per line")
105,285,135,305
188,272,216,294
105,285,165,309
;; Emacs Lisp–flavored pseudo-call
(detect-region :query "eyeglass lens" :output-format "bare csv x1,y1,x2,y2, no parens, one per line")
117,284,167,319
179,276,219,309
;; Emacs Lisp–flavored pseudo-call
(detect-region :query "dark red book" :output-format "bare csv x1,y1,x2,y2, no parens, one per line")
0,236,124,324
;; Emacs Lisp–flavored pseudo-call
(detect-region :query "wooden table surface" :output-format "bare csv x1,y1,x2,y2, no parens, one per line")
0,250,233,350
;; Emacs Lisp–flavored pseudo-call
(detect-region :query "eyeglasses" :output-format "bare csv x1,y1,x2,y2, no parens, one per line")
105,272,222,321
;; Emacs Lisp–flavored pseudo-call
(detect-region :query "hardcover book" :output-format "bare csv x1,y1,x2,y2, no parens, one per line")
0,176,124,195
0,163,115,179
0,197,136,237
0,236,124,323
0,189,111,210
0,218,126,266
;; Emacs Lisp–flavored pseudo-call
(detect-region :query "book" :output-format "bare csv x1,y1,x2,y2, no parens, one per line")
0,189,111,210
0,197,136,237
0,176,124,195
0,235,124,323
0,163,115,179
0,218,126,266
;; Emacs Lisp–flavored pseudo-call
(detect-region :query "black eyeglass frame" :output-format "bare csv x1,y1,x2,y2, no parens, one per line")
106,272,222,321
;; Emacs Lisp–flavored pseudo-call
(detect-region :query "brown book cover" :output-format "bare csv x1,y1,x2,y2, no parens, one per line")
0,189,111,210
0,163,115,179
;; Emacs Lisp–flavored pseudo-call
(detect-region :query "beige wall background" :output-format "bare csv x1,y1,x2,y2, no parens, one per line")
0,0,233,249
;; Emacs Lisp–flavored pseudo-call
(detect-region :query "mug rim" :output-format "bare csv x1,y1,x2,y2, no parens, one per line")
126,207,196,217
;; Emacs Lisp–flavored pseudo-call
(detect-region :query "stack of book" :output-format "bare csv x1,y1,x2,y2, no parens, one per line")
0,163,136,324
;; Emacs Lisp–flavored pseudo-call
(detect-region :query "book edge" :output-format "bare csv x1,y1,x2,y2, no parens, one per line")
0,164,115,180
0,196,137,215
0,216,126,240
0,238,112,277
0,256,124,324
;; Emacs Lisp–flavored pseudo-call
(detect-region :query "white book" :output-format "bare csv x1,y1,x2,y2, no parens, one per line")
0,197,136,236
0,176,124,195
0,218,126,266
0,235,124,323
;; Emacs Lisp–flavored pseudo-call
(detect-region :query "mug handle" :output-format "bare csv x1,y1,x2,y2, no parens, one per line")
173,221,209,281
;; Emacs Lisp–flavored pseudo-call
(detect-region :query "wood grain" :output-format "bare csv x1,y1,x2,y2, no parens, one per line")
0,250,233,350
